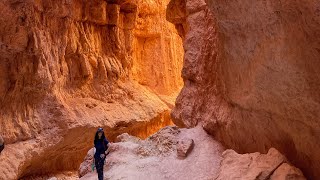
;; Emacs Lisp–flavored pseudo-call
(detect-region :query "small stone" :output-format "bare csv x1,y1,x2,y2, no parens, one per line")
176,138,194,158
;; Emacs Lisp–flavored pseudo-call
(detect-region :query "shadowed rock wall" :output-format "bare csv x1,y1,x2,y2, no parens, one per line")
167,0,320,178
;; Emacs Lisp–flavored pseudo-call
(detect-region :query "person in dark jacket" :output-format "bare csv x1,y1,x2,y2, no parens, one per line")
0,135,4,154
94,128,109,180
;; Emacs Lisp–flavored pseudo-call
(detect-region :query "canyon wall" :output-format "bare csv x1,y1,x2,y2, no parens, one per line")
167,0,320,179
0,0,183,179
131,0,183,96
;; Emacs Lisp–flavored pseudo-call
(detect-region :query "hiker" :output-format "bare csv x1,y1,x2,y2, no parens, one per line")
93,128,110,180
0,135,4,154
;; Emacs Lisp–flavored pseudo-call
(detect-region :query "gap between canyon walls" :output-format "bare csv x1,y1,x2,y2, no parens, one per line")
0,0,183,179
167,0,320,179
131,0,183,106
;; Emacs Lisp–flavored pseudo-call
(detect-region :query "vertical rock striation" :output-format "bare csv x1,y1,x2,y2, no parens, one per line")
167,0,320,178
132,0,184,96
0,0,183,179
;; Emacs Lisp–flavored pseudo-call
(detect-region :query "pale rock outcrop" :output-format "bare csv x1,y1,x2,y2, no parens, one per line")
79,126,224,180
216,148,306,180
78,148,95,178
79,126,306,180
271,163,306,180
0,0,183,179
167,0,320,178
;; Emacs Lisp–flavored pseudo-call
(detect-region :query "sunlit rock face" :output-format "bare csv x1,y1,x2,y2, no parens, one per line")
0,0,183,179
131,0,184,97
167,0,320,179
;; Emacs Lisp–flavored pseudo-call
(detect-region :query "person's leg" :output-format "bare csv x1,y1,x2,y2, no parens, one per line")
98,167,103,180
96,158,104,180
100,160,105,180
95,157,102,180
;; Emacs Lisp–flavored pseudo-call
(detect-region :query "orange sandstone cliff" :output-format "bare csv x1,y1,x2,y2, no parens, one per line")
0,0,183,179
167,0,320,179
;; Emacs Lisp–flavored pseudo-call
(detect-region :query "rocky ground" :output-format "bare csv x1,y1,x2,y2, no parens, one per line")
79,126,224,180
77,126,306,180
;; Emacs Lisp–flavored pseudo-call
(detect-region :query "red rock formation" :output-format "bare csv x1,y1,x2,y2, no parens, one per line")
167,0,320,178
0,0,183,179
132,0,184,96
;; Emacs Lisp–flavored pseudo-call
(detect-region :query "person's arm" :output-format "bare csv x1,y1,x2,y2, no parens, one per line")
104,138,109,145
104,138,111,155
93,142,96,164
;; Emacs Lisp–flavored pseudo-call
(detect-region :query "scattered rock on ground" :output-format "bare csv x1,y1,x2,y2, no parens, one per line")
176,138,194,158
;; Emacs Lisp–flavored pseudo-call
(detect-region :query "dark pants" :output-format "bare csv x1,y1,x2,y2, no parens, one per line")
95,156,105,180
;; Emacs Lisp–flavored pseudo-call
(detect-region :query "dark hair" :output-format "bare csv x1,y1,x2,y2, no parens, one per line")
94,129,106,144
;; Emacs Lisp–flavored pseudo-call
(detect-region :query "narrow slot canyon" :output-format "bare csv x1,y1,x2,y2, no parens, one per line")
0,0,319,180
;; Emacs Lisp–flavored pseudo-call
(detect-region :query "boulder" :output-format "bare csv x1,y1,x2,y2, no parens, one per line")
271,163,306,180
216,148,306,180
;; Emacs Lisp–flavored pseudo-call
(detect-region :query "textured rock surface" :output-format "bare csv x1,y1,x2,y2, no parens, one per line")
0,136,3,145
167,0,320,178
271,163,306,180
20,171,78,180
216,148,306,180
0,0,183,179
79,126,224,180
176,138,194,158
79,126,305,180
78,148,95,178
132,0,183,96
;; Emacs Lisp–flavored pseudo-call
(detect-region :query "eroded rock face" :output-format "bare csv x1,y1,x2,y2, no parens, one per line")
132,0,184,96
167,0,320,178
0,0,183,179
